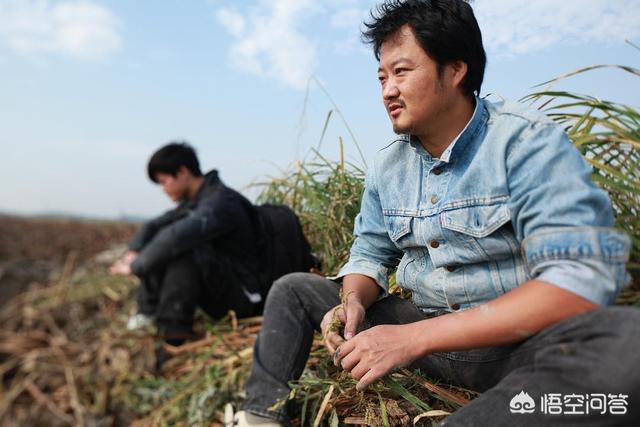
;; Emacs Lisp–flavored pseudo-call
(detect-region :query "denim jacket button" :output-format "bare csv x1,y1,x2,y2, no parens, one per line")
430,240,440,248
432,167,442,175
446,265,456,272
430,195,439,204
451,303,461,311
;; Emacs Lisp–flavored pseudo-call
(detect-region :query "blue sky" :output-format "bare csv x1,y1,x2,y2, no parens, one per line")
1,0,638,219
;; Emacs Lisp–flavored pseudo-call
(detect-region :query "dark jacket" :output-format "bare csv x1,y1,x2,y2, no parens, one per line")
129,170,314,306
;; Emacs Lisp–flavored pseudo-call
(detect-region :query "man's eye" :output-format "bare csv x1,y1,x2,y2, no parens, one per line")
378,76,386,84
395,68,407,75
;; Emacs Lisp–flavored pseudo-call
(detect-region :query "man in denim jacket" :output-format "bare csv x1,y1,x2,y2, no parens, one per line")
231,1,639,426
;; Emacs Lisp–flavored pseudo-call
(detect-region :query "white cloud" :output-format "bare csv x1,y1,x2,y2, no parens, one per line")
330,6,371,55
214,0,640,89
330,7,367,29
474,0,640,57
215,0,318,90
0,0,121,61
214,0,378,89
216,7,245,37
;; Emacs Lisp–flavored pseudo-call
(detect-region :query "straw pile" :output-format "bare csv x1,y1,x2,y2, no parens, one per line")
0,249,477,426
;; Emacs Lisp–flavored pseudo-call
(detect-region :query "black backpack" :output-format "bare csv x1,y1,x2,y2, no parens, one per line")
255,204,317,297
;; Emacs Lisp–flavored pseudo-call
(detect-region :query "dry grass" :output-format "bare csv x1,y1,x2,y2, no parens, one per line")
0,260,473,427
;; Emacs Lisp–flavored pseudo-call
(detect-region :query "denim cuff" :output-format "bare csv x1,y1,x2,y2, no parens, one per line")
522,227,630,264
333,257,391,297
522,227,631,305
535,259,623,305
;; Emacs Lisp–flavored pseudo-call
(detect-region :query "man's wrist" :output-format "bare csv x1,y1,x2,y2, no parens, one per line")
403,318,438,360
125,251,138,260
344,292,363,306
342,273,381,310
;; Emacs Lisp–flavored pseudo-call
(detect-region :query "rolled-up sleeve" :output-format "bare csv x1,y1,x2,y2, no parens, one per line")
506,121,631,305
522,228,630,305
334,165,402,294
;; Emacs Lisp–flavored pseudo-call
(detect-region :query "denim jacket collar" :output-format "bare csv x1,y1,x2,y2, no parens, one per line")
408,96,487,164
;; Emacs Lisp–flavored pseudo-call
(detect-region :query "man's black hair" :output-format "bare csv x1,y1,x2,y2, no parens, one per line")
147,142,203,183
362,0,486,97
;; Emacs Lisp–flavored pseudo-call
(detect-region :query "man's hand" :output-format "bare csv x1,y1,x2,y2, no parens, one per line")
334,323,418,391
109,251,138,276
334,280,598,391
320,296,366,356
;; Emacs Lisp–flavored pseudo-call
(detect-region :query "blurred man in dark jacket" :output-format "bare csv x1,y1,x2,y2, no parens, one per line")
110,142,315,343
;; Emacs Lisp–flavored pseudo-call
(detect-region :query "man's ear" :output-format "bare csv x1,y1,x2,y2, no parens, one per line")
177,165,191,178
448,60,468,90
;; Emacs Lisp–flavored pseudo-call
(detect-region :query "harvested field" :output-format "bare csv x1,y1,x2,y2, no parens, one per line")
1,212,638,426
0,215,478,426
0,215,137,307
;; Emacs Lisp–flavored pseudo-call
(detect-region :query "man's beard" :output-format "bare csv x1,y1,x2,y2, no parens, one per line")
392,121,412,135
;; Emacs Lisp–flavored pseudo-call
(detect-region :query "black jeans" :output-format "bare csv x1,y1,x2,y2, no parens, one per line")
243,272,640,426
137,252,257,338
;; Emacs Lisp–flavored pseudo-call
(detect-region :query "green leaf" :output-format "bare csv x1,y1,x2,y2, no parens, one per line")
384,376,432,413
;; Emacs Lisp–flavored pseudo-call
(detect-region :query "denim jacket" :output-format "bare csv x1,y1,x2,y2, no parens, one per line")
337,97,630,313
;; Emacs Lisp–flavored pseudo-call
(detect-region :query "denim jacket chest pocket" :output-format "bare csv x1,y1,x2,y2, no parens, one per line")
440,202,520,262
382,213,426,290
383,214,414,247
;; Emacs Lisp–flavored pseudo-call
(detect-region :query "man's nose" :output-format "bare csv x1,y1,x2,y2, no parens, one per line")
382,78,399,100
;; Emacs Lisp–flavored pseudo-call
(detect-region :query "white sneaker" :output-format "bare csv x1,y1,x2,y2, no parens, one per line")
224,403,282,427
126,313,154,331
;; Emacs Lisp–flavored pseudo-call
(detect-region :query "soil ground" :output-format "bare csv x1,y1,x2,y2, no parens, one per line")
0,215,137,306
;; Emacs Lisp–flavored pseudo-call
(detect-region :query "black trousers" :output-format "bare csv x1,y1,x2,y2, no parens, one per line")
136,252,258,337
243,272,640,426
